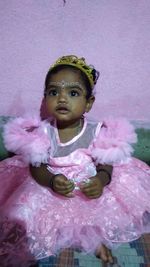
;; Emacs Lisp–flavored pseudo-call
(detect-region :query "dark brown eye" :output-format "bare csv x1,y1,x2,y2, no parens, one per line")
70,90,80,97
47,89,58,96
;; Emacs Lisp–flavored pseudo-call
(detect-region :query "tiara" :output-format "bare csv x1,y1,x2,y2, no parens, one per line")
49,55,99,89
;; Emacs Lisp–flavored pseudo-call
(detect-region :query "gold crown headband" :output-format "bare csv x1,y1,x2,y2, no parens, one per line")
49,55,99,89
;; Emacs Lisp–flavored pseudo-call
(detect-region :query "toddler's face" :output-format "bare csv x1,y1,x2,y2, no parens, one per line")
45,68,94,124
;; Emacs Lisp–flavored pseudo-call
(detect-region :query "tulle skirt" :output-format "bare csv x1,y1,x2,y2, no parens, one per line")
0,156,150,266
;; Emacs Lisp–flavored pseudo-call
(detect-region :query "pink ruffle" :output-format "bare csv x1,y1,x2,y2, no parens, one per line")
0,157,149,266
3,116,51,166
91,118,137,164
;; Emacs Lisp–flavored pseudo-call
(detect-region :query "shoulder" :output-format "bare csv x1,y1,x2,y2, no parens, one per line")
99,117,137,143
3,115,51,166
90,117,137,165
85,117,103,135
4,115,50,135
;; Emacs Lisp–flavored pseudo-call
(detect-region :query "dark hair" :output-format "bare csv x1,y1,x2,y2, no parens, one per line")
44,65,97,99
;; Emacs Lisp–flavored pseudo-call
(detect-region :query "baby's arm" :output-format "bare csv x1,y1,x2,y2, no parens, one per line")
30,164,75,197
30,163,54,187
96,164,112,185
80,164,112,199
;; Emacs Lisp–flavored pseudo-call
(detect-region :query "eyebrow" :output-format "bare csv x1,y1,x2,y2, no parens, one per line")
67,84,84,91
47,82,85,91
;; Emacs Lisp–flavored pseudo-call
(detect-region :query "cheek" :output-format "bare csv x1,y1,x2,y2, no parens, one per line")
45,99,55,111
73,102,87,113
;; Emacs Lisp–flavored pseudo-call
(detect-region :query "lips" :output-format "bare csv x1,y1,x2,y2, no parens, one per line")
56,105,69,113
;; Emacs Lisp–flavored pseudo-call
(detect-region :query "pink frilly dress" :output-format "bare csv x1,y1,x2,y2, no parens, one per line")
0,116,150,267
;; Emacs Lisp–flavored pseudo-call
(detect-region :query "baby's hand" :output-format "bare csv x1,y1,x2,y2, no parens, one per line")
52,174,75,198
79,175,104,199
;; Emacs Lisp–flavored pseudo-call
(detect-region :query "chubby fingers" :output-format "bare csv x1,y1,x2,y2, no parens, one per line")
53,175,75,196
79,177,103,199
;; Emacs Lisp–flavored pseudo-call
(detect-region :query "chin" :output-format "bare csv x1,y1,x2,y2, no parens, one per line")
55,115,69,121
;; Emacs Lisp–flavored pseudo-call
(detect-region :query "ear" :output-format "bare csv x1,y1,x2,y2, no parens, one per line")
85,95,95,113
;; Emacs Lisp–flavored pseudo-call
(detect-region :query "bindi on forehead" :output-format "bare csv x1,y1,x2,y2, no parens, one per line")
48,80,85,91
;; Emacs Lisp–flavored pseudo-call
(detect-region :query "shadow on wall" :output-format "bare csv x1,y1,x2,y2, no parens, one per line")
40,97,49,120
7,93,26,116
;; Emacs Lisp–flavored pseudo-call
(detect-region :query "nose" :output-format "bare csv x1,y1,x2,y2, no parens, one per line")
57,89,68,103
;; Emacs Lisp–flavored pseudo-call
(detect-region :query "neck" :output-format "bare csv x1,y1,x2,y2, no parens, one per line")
56,119,82,130
55,118,84,143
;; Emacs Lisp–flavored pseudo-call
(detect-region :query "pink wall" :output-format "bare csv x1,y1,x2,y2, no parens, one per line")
0,0,150,121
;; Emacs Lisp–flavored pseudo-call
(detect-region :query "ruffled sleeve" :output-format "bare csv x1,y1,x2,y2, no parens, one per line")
91,118,137,165
3,115,51,167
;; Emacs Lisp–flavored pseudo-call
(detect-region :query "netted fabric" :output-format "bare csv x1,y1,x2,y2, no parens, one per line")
46,118,100,158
